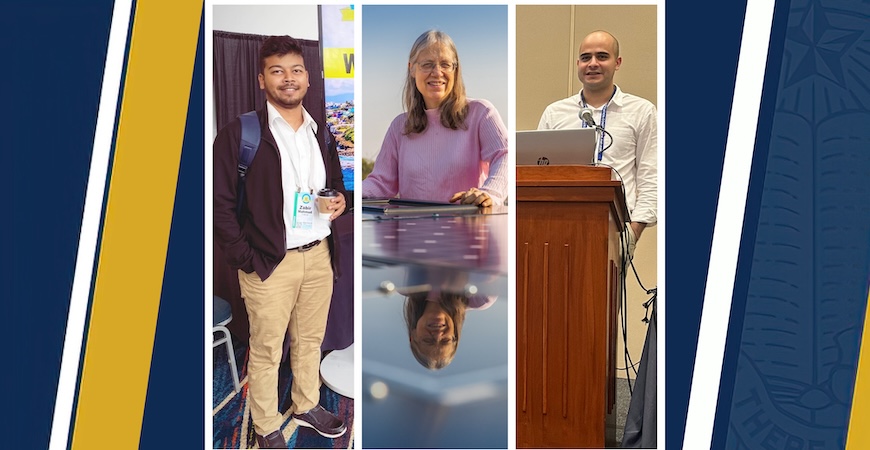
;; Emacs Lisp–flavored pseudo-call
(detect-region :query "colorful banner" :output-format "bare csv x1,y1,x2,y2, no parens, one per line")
321,4,354,191
323,47,354,78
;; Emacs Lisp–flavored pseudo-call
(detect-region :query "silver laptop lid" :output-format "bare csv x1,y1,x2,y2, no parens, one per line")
516,128,597,166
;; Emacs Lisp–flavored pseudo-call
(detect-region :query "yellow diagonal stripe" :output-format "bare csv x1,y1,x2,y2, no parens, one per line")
847,289,870,449
71,1,202,449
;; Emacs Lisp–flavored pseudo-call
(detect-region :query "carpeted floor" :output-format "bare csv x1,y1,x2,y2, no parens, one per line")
213,335,354,449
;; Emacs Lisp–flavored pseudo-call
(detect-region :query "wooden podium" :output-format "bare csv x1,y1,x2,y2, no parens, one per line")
516,165,628,448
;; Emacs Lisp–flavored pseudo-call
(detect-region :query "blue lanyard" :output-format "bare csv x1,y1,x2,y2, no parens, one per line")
580,86,617,160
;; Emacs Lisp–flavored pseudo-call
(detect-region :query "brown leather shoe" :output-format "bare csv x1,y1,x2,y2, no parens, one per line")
291,405,347,438
255,430,288,449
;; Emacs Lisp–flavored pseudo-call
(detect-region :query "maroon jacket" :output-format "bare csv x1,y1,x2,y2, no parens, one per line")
214,105,347,281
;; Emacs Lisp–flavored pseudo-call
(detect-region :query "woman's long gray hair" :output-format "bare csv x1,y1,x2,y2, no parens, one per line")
402,30,469,135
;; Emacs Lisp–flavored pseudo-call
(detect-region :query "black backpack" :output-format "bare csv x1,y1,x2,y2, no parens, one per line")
235,111,260,221
234,110,335,220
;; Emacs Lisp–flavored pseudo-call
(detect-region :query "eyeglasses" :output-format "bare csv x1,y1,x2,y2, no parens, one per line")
416,61,457,74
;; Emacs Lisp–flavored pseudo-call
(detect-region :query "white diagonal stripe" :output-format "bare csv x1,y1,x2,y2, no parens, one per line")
683,0,776,449
49,1,133,449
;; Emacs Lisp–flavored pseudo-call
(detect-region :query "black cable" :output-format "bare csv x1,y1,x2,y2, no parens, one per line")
630,256,655,296
617,361,642,371
597,161,658,394
619,225,637,394
607,163,634,393
599,126,614,155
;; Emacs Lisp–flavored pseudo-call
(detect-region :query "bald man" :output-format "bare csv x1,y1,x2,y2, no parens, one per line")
538,30,657,257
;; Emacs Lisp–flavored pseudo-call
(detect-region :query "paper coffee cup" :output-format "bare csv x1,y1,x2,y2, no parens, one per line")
317,188,338,215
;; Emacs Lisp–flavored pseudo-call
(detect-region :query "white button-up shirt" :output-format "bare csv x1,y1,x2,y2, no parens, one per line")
266,102,331,248
538,85,658,225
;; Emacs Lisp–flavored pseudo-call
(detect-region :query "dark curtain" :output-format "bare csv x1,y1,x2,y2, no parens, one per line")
212,30,352,352
213,30,326,132
622,305,657,448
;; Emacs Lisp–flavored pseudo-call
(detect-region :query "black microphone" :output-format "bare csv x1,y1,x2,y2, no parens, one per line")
579,107,597,128
578,107,614,160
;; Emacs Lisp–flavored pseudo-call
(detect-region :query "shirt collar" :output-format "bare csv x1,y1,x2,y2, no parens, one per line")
577,84,624,108
265,101,318,134
610,85,625,107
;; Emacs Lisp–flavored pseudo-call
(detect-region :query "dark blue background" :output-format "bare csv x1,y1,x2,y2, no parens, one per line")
719,0,870,448
1,2,114,447
667,0,870,449
0,2,205,448
665,0,747,446
5,0,870,449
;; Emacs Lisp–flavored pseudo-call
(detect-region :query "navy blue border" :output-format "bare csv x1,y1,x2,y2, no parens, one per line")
665,0,749,446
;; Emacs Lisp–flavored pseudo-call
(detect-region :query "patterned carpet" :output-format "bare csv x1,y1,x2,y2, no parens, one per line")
213,336,354,449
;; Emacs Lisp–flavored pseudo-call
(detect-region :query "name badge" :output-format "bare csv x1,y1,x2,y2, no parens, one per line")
292,191,315,230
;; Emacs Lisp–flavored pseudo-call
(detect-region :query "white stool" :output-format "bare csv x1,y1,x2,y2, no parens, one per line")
320,344,354,398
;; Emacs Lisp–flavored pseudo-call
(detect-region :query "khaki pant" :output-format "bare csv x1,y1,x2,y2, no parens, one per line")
238,241,333,435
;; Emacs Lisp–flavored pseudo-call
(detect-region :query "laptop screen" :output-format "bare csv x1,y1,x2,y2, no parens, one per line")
516,128,597,165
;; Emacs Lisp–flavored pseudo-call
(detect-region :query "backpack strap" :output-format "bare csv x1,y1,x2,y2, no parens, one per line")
236,111,260,221
322,125,334,151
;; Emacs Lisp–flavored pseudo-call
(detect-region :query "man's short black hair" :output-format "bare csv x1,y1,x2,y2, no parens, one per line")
259,35,304,73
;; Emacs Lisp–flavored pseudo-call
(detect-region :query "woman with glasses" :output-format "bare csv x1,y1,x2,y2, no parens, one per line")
404,290,496,370
398,266,498,370
361,29,508,207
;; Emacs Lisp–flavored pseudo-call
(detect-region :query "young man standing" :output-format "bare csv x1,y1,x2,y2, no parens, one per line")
538,30,657,256
213,35,348,449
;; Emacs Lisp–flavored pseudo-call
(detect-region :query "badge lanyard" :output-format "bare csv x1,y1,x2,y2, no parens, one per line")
282,124,316,230
283,126,313,194
580,86,617,161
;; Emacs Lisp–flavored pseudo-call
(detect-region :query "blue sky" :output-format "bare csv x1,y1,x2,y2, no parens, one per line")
360,5,508,160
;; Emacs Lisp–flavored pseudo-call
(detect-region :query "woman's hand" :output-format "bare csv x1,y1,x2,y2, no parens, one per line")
449,188,493,207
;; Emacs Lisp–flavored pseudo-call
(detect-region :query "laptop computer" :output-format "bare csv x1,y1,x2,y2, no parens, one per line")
362,198,480,216
516,128,598,165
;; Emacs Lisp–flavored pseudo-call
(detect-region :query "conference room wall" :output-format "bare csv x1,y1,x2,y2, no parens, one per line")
517,4,659,377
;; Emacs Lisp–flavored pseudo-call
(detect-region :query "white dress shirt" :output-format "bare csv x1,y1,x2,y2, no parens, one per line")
538,85,658,226
266,102,331,248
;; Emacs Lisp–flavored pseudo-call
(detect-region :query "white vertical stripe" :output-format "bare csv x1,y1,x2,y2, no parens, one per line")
352,7,364,448
656,0,667,446
49,1,133,448
204,2,214,447
683,1,776,449
506,5,517,449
